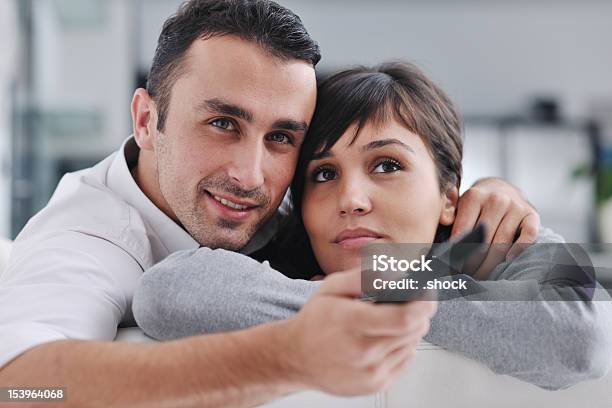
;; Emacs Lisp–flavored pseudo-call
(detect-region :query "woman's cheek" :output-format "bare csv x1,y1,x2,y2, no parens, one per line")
383,180,440,243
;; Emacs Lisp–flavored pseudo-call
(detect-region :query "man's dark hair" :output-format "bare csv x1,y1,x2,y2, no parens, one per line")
147,0,321,132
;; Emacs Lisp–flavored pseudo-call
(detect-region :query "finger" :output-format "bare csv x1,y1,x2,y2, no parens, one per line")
377,344,418,388
317,269,362,298
362,316,430,357
354,300,436,337
491,206,526,245
458,195,510,275
470,210,524,278
356,300,437,337
450,192,482,238
475,195,510,245
386,349,417,387
358,330,423,365
506,213,540,261
472,243,509,280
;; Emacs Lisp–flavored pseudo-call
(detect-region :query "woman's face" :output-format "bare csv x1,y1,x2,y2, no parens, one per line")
302,119,458,274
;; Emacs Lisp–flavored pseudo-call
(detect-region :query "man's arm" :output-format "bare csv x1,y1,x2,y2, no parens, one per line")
0,325,295,408
1,271,437,407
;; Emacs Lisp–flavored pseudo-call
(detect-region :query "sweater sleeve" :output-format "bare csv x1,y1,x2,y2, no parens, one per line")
133,229,612,390
424,228,612,390
132,247,320,340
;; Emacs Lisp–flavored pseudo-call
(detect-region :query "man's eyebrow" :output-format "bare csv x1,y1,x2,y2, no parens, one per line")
272,120,308,133
198,99,307,132
199,98,253,122
311,138,415,161
361,138,415,154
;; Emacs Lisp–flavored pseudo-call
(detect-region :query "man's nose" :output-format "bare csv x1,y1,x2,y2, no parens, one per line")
337,176,372,216
227,140,265,191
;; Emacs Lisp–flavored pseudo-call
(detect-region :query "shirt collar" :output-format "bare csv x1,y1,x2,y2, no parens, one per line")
106,136,200,256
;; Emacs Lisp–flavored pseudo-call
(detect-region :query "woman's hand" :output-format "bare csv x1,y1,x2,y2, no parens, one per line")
450,177,540,278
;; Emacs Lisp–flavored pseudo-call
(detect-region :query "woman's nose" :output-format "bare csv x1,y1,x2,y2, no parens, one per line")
337,177,372,216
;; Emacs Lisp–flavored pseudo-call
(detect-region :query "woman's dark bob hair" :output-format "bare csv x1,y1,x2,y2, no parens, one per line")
267,61,464,279
292,61,463,216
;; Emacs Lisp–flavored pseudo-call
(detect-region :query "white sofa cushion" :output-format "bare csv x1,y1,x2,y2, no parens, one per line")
112,328,612,408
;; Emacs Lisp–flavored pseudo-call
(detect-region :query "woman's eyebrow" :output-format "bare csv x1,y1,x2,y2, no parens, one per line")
310,138,414,161
361,138,415,154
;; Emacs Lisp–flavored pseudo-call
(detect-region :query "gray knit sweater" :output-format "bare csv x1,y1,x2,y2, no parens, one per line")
132,228,612,390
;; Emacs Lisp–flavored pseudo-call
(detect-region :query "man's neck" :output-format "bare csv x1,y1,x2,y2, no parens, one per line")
131,150,181,224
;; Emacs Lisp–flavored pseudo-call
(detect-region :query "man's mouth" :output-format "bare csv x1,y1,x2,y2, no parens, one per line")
204,190,259,220
210,193,250,210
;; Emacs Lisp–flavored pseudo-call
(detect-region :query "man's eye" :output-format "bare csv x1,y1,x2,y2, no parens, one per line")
312,167,337,182
266,133,292,145
210,118,235,130
372,159,403,174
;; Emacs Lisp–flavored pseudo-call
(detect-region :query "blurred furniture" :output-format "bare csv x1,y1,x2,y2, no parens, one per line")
0,237,11,278
462,117,600,243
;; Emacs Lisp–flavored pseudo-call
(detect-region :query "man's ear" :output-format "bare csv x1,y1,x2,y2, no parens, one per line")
131,88,158,151
439,184,459,226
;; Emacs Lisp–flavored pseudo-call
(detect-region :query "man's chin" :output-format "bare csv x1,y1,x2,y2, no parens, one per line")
187,206,272,250
195,224,258,250
200,233,251,251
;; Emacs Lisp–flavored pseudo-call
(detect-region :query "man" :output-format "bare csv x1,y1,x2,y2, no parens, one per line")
0,1,539,406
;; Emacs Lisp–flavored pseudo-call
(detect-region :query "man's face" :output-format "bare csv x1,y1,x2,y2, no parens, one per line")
153,35,317,250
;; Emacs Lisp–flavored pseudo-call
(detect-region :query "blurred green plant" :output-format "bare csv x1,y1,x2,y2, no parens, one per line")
572,162,612,205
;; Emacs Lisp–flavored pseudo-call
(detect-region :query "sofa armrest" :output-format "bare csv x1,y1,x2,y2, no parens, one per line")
114,328,612,407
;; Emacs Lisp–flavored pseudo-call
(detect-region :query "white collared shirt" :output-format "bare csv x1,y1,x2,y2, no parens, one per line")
0,136,284,368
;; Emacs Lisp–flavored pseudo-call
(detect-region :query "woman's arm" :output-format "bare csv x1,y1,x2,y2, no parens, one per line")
132,247,320,340
133,229,612,390
425,228,612,390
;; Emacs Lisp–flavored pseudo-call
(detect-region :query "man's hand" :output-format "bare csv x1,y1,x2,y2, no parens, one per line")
282,270,437,396
451,177,540,278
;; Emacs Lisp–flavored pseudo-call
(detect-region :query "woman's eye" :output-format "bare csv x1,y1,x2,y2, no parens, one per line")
210,118,235,130
312,167,337,182
372,159,403,174
266,133,292,145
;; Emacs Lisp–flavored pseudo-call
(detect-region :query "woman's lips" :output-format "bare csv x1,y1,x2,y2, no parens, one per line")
337,236,380,249
334,228,383,249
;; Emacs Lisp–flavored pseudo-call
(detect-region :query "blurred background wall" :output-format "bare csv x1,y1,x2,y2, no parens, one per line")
2,0,612,244
0,1,18,241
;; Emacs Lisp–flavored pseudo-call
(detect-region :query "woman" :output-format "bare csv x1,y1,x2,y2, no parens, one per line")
266,61,462,280
133,62,612,390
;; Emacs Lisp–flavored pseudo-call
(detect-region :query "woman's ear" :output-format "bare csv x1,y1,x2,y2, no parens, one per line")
439,184,459,226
